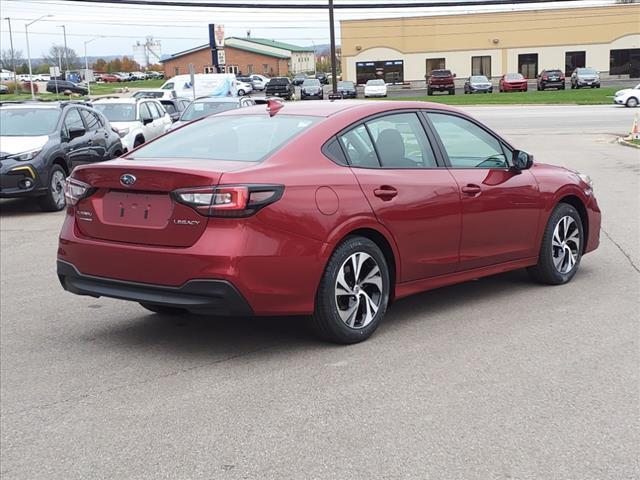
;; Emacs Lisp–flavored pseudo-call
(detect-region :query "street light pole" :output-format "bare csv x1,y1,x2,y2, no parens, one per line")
328,0,338,95
84,37,99,97
58,25,69,74
4,17,18,94
25,14,53,100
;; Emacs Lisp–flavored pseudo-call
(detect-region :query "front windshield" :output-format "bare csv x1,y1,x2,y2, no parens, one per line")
132,114,318,162
505,73,524,80
577,68,597,75
471,76,489,82
303,79,321,87
0,108,60,136
93,103,136,122
367,79,384,86
180,101,239,121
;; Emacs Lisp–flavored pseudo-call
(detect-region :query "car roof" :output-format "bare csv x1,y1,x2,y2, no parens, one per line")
93,97,153,103
220,100,459,118
0,101,85,110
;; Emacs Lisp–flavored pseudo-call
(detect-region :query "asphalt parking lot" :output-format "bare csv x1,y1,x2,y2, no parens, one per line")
1,105,638,479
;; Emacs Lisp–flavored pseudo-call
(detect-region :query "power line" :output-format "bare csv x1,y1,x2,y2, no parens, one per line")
38,0,590,9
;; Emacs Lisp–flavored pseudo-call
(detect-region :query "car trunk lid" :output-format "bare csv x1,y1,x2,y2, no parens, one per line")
71,158,252,247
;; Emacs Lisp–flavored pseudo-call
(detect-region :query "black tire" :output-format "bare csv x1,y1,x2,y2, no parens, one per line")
626,97,639,108
238,89,245,96
528,203,584,285
312,236,391,344
139,303,188,315
561,85,566,90
133,136,144,148
37,164,67,212
449,89,455,95
427,88,433,96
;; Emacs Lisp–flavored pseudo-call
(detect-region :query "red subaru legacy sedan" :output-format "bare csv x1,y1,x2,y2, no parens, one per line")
57,101,600,344
499,73,529,92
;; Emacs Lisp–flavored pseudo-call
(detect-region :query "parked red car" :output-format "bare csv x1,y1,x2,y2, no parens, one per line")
499,73,528,92
57,101,600,344
98,74,121,83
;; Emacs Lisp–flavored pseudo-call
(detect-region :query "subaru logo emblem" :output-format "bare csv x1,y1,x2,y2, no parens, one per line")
120,174,136,186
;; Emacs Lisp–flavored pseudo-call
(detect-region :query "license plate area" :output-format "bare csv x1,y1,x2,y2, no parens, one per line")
102,191,173,228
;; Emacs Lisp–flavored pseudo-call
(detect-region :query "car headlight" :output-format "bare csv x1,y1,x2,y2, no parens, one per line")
615,90,625,97
577,173,593,189
7,149,41,161
116,128,130,137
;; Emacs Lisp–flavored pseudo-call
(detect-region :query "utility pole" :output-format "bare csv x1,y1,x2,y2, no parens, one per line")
4,17,18,94
59,25,70,75
328,0,338,95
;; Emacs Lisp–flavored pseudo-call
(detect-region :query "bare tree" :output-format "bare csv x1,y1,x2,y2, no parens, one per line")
0,49,24,71
42,44,80,70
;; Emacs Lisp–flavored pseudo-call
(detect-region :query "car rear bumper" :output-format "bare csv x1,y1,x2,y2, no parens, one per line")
58,260,254,315
540,81,564,88
57,210,328,315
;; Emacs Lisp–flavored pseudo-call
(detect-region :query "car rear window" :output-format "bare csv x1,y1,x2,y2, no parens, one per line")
546,70,562,75
431,70,452,77
269,78,290,85
131,114,318,162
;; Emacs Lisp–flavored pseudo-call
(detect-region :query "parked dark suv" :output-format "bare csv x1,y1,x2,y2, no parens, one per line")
0,102,122,211
46,79,89,95
265,77,294,100
427,69,456,95
537,69,565,90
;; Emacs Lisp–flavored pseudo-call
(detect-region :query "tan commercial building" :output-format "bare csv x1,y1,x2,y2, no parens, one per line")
340,4,640,84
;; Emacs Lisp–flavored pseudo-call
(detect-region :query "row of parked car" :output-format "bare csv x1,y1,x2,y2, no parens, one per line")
0,93,263,211
95,71,164,83
426,67,602,95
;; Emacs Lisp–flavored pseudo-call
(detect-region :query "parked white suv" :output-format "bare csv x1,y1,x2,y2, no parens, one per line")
92,97,172,151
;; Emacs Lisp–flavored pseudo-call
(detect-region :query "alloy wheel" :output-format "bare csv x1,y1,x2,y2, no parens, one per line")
51,170,66,208
334,252,383,329
552,216,580,274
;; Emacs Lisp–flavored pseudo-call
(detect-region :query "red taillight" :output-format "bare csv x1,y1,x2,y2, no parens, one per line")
172,184,284,218
64,177,95,206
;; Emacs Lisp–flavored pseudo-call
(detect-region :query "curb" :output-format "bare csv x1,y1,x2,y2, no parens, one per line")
617,137,640,149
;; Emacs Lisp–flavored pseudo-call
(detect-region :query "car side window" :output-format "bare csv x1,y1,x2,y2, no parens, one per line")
339,124,379,168
365,113,437,168
428,113,508,169
80,109,101,131
162,102,177,114
147,102,162,119
138,102,152,121
63,108,84,137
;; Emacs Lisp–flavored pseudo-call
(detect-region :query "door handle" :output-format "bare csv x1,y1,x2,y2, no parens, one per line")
461,184,482,196
373,185,398,200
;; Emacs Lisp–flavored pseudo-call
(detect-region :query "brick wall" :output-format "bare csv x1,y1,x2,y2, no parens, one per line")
162,46,289,78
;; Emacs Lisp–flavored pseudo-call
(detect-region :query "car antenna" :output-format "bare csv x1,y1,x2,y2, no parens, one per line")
266,98,284,117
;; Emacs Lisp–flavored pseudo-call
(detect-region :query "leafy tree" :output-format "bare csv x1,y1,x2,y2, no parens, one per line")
108,58,122,73
147,63,163,72
120,56,140,72
92,58,107,72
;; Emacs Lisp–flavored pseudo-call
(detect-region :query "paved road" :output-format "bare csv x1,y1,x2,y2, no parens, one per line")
1,105,638,480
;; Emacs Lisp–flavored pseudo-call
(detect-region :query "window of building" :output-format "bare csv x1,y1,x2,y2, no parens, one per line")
247,64,253,74
173,67,180,76
355,60,404,85
425,58,446,76
204,66,216,74
565,51,586,76
263,64,269,74
610,49,640,78
471,56,491,77
225,65,239,74
518,53,538,79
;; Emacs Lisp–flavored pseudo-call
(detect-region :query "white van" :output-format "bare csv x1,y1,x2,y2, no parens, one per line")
159,74,238,99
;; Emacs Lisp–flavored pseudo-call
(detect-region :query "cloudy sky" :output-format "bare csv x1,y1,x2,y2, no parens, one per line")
1,0,615,60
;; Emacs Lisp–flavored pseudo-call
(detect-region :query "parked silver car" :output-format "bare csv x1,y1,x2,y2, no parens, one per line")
169,96,256,130
464,75,493,94
570,68,600,89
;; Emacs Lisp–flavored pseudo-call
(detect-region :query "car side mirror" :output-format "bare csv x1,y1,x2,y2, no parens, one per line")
512,150,533,170
68,126,86,140
142,117,153,125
